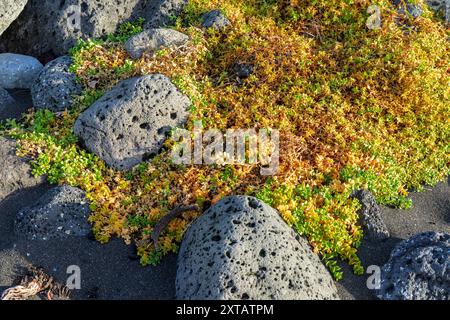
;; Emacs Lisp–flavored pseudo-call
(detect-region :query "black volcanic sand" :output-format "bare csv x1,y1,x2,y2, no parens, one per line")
0,184,177,300
0,178,449,300
336,177,450,300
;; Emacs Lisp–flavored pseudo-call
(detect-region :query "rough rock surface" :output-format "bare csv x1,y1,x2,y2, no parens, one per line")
125,28,189,60
426,0,450,21
391,0,450,21
0,53,43,89
0,137,44,202
0,0,28,37
0,0,189,58
0,0,144,58
143,0,188,29
15,185,91,240
201,10,231,30
74,74,190,171
31,56,82,112
0,88,33,120
0,88,16,119
377,232,450,300
176,195,340,300
392,0,424,17
352,190,390,241
393,0,450,21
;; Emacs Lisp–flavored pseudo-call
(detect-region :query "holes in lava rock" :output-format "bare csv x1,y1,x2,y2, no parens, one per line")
81,2,88,12
246,222,256,228
140,123,150,130
225,205,234,213
288,279,294,289
142,152,156,162
157,126,171,136
248,198,261,209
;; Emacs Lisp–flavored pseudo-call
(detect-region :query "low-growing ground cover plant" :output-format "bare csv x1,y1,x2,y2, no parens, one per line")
1,0,448,280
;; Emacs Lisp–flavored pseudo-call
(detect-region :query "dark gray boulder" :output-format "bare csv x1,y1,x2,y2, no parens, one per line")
143,0,188,29
201,10,231,30
0,88,16,119
0,0,189,58
74,74,191,171
125,28,189,60
426,0,450,22
15,185,91,240
31,56,82,112
392,0,450,21
0,88,33,120
0,53,43,89
0,137,44,202
427,0,445,11
176,196,340,300
0,0,143,58
352,190,390,241
377,232,450,300
0,0,28,36
392,0,423,17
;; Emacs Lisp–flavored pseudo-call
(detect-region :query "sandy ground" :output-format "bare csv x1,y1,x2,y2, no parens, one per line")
0,184,177,300
336,177,450,300
0,177,448,300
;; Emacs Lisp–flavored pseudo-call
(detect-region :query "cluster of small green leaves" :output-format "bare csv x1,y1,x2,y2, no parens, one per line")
69,18,145,75
107,17,146,43
1,90,107,184
69,39,105,74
